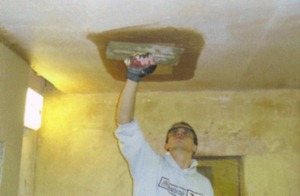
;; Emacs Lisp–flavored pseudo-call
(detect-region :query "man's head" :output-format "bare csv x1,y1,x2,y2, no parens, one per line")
165,121,198,145
164,121,198,156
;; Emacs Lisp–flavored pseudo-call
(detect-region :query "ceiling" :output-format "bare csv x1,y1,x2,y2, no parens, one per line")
0,0,299,93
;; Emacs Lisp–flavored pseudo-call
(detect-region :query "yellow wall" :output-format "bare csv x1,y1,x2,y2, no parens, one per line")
34,89,300,195
0,43,29,195
34,92,128,196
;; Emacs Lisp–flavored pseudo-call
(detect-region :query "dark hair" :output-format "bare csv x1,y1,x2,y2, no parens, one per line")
165,121,198,145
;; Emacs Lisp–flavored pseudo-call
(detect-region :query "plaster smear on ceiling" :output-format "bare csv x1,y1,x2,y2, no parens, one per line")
88,26,205,82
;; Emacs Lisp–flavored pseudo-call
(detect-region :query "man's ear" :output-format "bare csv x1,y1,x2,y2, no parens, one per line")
164,143,169,152
192,144,197,154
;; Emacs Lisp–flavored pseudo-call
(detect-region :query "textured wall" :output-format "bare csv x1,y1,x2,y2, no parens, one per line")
35,92,127,196
35,89,300,195
0,43,29,196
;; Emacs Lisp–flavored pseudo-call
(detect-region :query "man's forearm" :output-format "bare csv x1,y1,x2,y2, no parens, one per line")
116,53,156,125
117,79,138,124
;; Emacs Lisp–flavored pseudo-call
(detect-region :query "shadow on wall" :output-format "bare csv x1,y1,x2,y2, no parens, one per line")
0,25,30,64
87,26,205,81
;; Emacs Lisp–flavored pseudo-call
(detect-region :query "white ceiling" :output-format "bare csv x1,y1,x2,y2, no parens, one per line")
0,0,299,93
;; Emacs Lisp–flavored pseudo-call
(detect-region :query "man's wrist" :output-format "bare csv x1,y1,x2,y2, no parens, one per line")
127,72,142,82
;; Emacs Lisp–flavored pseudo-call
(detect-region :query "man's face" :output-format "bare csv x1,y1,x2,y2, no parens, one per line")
164,124,197,154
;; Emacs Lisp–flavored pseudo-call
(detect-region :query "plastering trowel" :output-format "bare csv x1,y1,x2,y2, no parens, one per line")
106,41,184,65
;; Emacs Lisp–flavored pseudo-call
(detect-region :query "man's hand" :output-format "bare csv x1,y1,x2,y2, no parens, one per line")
125,53,157,82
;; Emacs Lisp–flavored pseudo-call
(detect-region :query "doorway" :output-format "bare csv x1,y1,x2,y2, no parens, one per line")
197,156,244,196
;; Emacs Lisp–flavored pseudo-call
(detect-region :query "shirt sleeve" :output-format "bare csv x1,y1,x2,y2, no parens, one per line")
115,120,160,179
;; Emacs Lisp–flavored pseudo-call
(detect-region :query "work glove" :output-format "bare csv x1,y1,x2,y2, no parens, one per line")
125,53,157,82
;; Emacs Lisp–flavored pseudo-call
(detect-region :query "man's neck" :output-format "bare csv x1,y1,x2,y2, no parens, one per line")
170,150,193,170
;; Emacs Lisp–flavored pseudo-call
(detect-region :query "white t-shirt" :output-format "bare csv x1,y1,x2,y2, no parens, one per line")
115,120,214,196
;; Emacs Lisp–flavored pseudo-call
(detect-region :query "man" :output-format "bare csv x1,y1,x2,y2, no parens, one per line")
115,53,213,196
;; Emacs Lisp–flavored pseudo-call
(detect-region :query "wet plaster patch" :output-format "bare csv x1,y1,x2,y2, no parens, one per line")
87,26,205,82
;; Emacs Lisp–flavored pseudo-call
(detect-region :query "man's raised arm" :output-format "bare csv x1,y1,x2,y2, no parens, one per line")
116,53,157,125
117,79,138,124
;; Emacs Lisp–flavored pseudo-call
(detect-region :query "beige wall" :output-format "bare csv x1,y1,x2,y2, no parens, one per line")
35,89,300,195
0,43,29,196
